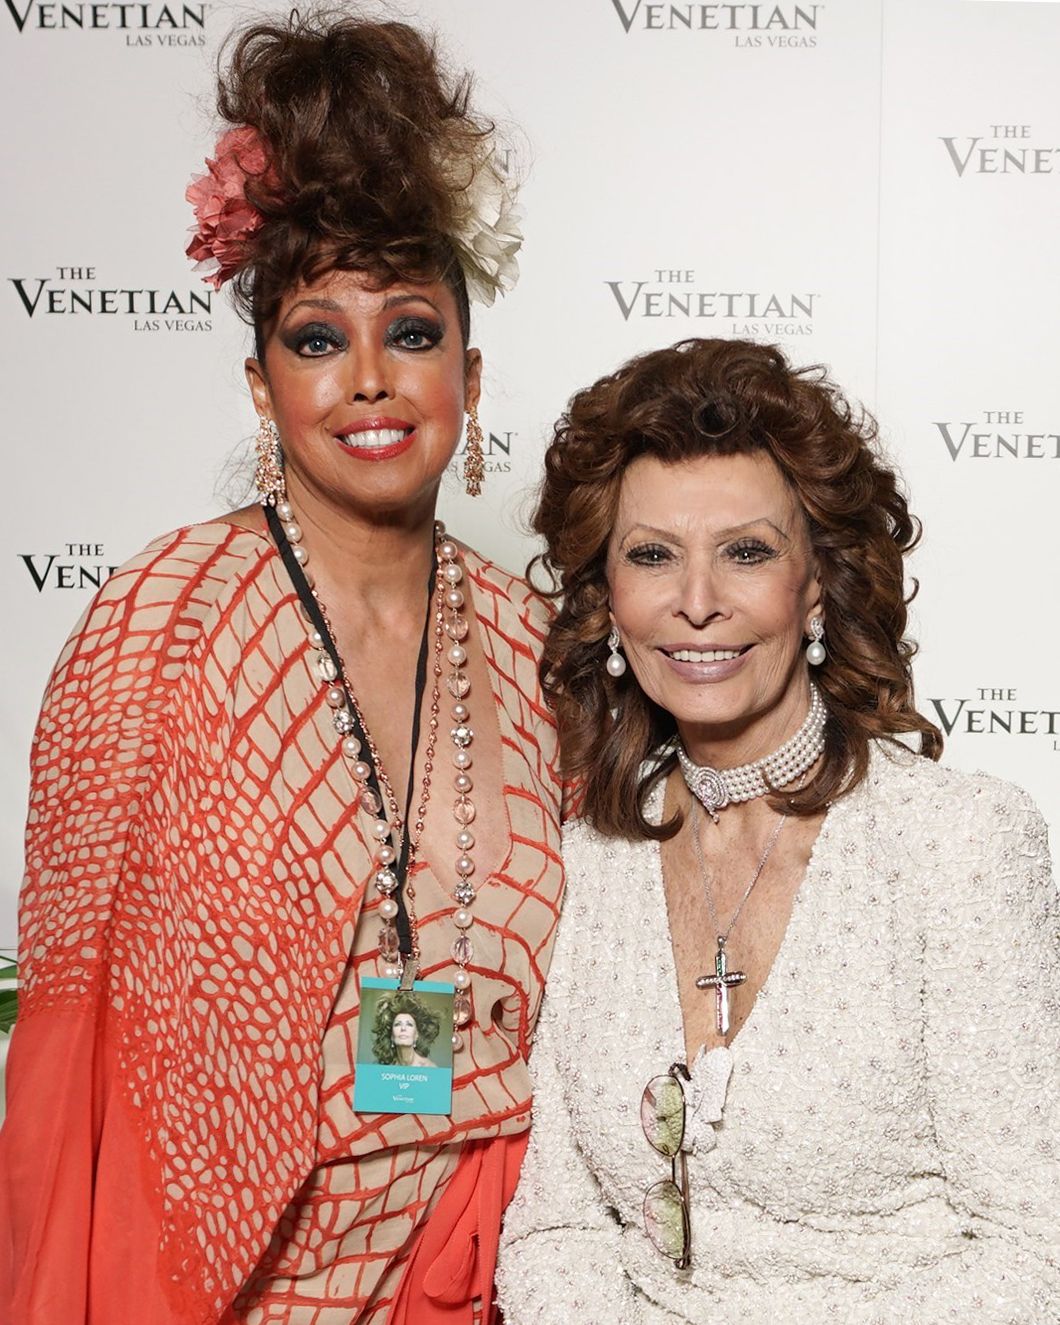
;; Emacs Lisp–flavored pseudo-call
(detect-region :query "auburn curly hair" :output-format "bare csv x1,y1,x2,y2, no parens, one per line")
214,9,488,354
531,338,942,841
370,992,442,1066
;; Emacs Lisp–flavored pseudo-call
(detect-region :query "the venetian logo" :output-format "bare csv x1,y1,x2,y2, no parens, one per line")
448,430,517,478
4,0,205,41
606,270,816,337
940,124,1059,177
8,266,213,331
928,688,1060,753
20,543,117,594
609,1,820,44
932,409,1060,462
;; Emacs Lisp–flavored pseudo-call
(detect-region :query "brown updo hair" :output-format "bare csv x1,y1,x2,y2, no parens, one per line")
215,8,488,355
532,338,943,841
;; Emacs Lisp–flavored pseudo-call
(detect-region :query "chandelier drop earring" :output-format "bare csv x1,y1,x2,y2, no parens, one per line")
255,416,285,506
805,617,827,666
605,626,627,678
463,404,485,497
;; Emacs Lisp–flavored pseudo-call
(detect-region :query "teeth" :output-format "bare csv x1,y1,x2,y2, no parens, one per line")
670,649,741,663
342,428,407,449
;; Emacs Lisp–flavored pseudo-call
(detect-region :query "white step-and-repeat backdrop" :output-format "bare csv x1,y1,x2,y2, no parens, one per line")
3,0,1058,950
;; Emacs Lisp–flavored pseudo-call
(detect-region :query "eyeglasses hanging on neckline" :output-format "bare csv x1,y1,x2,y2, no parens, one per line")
640,1060,692,1269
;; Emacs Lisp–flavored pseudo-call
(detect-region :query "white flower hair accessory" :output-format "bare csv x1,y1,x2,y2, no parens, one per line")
447,152,523,306
186,127,524,305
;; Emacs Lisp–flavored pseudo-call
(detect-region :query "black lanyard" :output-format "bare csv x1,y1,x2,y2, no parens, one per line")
265,504,436,960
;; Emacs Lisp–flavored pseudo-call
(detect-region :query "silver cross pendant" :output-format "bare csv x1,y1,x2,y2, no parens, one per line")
695,938,746,1035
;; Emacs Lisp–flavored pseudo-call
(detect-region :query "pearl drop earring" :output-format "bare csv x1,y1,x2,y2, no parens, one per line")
806,617,827,666
605,627,627,678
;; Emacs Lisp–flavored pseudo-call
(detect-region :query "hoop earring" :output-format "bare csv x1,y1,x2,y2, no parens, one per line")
605,626,627,678
463,405,485,497
255,417,285,506
805,616,826,666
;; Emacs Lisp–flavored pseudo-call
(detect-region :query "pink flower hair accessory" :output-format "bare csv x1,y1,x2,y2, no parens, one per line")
185,125,274,291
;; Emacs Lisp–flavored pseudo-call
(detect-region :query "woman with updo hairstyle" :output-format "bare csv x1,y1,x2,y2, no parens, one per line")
0,12,564,1325
497,339,1059,1323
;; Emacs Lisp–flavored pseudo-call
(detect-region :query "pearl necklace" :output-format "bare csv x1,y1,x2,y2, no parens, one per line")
275,500,479,1052
676,683,827,822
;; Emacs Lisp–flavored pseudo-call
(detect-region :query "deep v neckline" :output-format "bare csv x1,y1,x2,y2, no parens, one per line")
286,539,519,905
646,777,843,1060
400,549,518,897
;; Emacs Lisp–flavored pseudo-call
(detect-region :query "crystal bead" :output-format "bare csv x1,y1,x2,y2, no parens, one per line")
445,616,469,641
453,796,476,825
378,925,400,961
316,652,338,683
375,869,398,894
452,935,474,965
453,992,472,1026
451,725,473,747
454,881,475,906
447,672,471,699
360,788,382,816
333,710,355,735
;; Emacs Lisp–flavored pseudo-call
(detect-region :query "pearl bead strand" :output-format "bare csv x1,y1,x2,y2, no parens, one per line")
677,684,827,821
274,502,480,1052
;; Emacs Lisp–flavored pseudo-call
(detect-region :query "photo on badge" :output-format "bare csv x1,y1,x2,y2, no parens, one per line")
353,978,456,1116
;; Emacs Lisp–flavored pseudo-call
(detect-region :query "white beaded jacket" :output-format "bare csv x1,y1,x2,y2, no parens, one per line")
496,743,1060,1323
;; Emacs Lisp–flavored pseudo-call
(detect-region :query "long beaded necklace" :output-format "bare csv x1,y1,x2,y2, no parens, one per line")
266,502,480,1052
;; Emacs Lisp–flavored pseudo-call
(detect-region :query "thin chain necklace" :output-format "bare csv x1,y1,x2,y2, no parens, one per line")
690,797,787,1036
267,502,480,1052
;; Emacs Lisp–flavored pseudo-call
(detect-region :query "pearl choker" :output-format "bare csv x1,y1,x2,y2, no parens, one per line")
676,684,827,822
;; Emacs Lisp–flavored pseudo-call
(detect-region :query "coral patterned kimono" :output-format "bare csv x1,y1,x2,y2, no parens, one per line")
0,522,564,1325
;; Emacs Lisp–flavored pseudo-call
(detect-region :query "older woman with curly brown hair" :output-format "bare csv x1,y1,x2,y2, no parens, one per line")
496,339,1059,1324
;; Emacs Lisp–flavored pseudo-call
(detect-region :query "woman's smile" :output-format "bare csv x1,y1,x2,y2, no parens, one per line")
333,416,417,461
656,642,752,683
